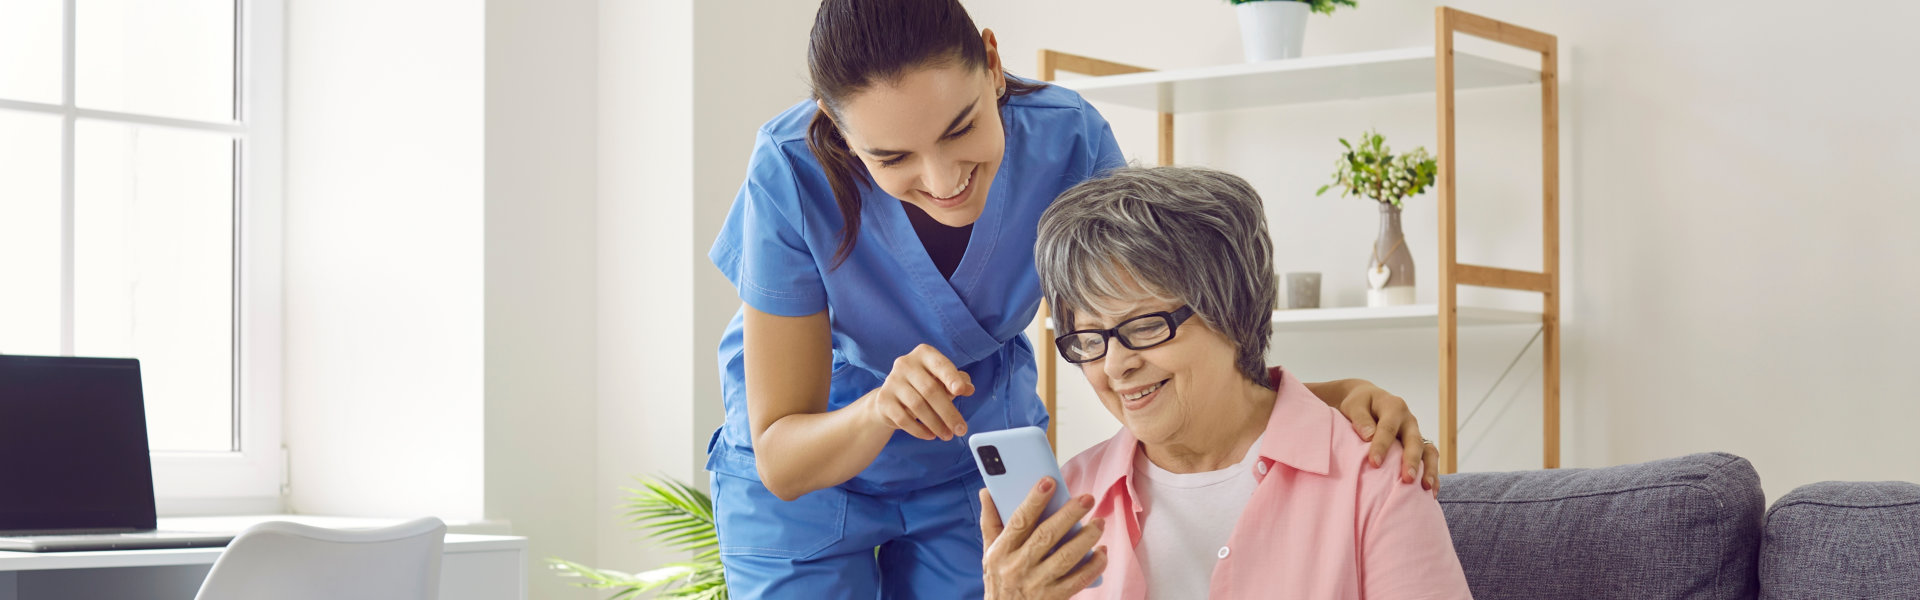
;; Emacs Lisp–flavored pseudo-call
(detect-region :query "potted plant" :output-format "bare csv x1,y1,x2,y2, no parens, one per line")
549,476,727,599
1316,129,1437,307
1228,0,1356,62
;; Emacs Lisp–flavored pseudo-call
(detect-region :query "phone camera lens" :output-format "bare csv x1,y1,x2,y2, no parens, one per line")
977,445,1006,476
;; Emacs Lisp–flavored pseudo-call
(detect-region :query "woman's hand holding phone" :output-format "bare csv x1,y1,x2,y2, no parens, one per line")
863,344,975,441
979,477,1108,600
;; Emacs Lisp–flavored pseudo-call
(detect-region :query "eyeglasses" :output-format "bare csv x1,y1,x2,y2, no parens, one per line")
1053,306,1195,364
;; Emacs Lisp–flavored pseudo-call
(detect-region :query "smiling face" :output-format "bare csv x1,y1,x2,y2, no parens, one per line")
825,42,1006,227
1072,278,1254,449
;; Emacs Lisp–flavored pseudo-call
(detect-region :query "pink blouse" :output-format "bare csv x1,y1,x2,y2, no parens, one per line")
1060,367,1473,599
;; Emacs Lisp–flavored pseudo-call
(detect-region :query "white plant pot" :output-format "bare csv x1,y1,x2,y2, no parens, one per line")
1236,0,1310,62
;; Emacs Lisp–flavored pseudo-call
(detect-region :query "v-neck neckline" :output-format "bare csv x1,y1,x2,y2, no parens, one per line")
871,173,1006,365
898,200,974,280
877,171,1002,296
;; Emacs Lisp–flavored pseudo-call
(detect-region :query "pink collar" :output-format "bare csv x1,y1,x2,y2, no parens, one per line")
1084,366,1336,516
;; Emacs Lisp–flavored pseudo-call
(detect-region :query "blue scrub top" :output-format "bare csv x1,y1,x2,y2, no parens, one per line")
708,81,1124,497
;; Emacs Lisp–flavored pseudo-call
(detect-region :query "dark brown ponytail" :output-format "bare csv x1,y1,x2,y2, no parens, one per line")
805,0,1046,269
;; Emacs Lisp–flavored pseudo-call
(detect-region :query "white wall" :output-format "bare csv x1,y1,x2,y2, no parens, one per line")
484,0,602,599
971,0,1920,499
594,0,701,584
1503,0,1920,496
289,2,602,597
283,0,486,519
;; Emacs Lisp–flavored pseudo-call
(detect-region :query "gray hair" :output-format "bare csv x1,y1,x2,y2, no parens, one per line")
1036,166,1277,388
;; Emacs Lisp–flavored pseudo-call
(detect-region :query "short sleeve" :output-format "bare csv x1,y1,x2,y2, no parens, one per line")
709,132,830,317
1081,98,1126,179
1357,446,1474,599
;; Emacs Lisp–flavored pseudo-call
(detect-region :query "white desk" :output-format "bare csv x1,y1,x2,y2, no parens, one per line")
0,517,527,600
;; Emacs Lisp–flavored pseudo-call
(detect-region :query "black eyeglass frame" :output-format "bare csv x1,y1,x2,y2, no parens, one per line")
1053,306,1196,364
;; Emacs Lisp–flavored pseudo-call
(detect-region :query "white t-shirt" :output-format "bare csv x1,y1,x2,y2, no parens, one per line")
1133,436,1265,600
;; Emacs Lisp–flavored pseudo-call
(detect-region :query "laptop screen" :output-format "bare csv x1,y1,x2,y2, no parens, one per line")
0,355,157,533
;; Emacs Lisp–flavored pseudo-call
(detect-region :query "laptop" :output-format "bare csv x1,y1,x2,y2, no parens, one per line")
0,355,234,552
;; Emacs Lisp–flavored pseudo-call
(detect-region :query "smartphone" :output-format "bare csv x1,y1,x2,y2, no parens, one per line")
970,426,1101,587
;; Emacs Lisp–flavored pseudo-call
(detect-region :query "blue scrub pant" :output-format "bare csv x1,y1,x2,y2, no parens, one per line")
712,470,987,599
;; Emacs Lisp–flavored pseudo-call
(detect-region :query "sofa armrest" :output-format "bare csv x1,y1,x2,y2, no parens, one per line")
1760,480,1920,599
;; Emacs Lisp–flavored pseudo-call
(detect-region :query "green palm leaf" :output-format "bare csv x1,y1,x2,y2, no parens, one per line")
620,477,718,554
549,475,728,599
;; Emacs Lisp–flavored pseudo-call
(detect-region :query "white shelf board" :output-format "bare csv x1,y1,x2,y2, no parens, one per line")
1270,305,1539,332
1054,47,1539,113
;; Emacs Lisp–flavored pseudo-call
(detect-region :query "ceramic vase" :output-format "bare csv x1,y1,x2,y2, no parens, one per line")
1367,202,1416,307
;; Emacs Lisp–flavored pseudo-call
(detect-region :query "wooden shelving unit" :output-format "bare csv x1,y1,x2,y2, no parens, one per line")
1035,7,1560,474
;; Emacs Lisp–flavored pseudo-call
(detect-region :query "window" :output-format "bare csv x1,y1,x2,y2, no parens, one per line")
0,0,283,510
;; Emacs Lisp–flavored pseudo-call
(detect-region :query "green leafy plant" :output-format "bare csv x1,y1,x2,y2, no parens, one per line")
1225,0,1357,16
549,477,727,600
1316,129,1438,209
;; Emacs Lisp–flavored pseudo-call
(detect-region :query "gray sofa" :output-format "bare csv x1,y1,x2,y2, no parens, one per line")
1438,453,1920,600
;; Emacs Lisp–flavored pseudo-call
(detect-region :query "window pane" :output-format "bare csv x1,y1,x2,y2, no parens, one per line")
0,1,63,103
0,110,63,355
77,0,235,122
75,121,234,452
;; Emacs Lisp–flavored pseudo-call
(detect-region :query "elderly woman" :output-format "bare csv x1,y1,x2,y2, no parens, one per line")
979,166,1471,600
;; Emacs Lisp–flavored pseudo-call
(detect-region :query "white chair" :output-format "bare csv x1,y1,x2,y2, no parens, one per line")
193,517,447,600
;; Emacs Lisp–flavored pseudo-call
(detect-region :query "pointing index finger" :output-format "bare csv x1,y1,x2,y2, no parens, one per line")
919,349,974,397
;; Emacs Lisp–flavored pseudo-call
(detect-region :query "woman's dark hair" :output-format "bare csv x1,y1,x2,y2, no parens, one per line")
805,0,1046,268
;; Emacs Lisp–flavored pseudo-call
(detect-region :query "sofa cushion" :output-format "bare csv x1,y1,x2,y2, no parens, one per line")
1436,452,1764,600
1760,481,1920,599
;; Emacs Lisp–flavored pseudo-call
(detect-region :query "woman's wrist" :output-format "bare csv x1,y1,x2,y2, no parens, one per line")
852,389,897,436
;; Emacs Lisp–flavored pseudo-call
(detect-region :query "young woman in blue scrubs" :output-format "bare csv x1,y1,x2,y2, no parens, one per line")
708,1,1443,597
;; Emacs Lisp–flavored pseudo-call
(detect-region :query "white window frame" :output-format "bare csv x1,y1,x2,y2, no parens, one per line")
0,0,285,515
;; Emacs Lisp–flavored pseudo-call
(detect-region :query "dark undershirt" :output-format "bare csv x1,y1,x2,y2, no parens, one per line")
900,201,973,280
